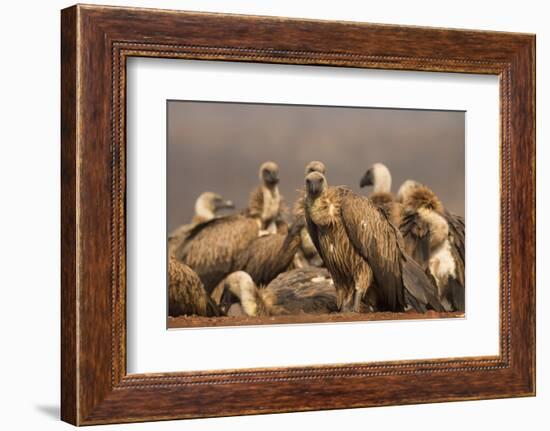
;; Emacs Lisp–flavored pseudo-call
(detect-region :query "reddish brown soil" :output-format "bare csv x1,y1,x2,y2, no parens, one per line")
168,310,464,329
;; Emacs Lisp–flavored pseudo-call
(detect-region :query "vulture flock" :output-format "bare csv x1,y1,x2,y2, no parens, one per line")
168,160,465,319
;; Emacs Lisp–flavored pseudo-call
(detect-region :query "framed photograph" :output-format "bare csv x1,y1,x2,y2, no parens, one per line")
61,4,535,425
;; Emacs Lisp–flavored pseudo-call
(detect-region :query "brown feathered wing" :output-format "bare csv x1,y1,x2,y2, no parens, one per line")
168,258,222,317
174,214,260,293
399,210,432,270
339,192,443,312
264,268,337,315
235,221,303,286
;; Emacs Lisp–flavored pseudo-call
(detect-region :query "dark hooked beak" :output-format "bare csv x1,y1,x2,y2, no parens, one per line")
306,179,323,197
264,171,279,185
219,287,238,314
220,200,234,210
360,169,374,188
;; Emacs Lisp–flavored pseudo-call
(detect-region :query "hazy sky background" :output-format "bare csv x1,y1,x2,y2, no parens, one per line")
167,101,464,231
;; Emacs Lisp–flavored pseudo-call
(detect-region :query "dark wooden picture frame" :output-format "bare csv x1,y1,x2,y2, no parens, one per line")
61,4,535,425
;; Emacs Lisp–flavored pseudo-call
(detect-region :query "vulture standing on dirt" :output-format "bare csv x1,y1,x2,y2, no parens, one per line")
173,213,261,293
303,171,443,313
220,268,338,317
235,218,306,286
248,161,286,234
398,181,465,311
168,256,222,317
292,161,327,268
359,162,402,226
168,192,234,255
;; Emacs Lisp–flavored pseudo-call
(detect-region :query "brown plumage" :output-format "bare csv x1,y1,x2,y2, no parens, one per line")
167,223,194,256
248,161,286,233
168,192,234,255
220,268,338,317
235,219,305,286
263,267,337,315
292,193,324,268
173,213,261,293
304,171,443,313
359,163,403,226
399,183,465,311
168,257,222,317
292,161,327,267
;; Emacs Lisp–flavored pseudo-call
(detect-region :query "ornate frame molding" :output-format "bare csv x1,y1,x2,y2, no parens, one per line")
61,5,535,425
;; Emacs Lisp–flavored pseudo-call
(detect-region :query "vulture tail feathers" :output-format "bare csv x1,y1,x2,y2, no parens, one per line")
448,276,465,312
402,255,445,312
404,290,427,313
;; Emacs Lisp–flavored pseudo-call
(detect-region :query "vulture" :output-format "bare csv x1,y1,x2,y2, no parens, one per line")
396,179,419,204
292,161,327,268
359,162,402,226
398,180,465,267
220,268,338,317
398,181,465,311
248,161,287,234
173,213,261,293
168,256,222,317
235,218,306,286
191,192,234,224
303,171,444,313
167,192,234,255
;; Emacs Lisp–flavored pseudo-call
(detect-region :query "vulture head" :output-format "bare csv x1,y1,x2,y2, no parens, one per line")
194,192,234,220
259,161,280,187
305,171,328,198
304,160,326,176
396,179,421,203
402,185,445,214
360,162,392,193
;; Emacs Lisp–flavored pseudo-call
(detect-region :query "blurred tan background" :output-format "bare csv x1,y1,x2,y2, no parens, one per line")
168,101,464,231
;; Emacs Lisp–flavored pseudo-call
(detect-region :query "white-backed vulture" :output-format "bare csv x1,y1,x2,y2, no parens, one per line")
235,218,305,286
304,171,444,313
359,162,402,226
168,192,234,255
168,256,222,317
220,268,338,317
398,180,465,270
292,161,327,268
397,180,464,271
248,161,287,233
399,182,465,311
173,213,261,293
192,192,234,224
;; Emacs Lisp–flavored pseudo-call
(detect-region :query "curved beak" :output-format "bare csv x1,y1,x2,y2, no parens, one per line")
360,170,374,188
221,200,234,209
219,286,238,314
264,171,279,185
306,179,323,197
214,199,234,212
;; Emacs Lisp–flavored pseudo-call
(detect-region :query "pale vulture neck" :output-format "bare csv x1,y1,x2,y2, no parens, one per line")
227,272,259,317
263,182,279,193
374,165,392,194
194,196,214,221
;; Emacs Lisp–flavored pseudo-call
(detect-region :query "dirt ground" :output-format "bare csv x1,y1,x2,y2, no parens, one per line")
168,310,465,329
